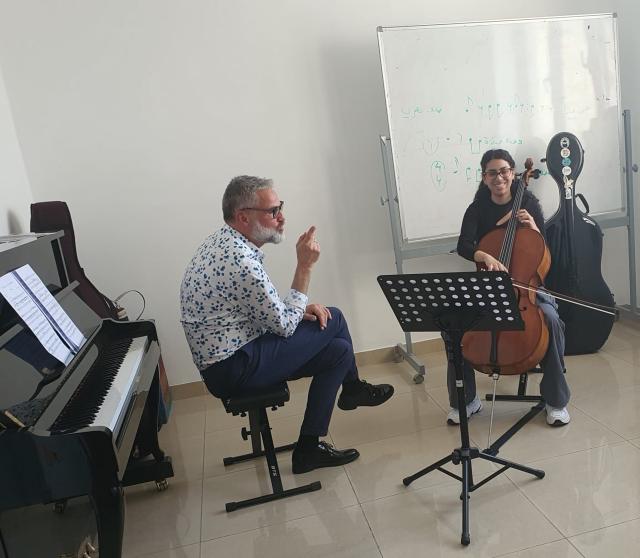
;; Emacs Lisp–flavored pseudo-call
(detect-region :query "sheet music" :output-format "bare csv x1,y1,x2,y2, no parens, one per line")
0,264,86,365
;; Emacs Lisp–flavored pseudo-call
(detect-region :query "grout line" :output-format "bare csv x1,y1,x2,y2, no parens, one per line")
566,537,587,558
198,501,361,546
490,538,574,558
501,471,568,544
501,441,628,471
339,451,384,556
569,395,640,441
567,516,640,547
131,542,202,558
358,503,385,558
199,409,206,557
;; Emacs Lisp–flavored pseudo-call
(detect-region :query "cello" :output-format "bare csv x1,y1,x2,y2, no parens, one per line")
544,132,616,354
462,159,549,375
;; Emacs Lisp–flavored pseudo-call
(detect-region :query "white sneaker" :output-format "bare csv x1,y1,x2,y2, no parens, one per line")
447,396,483,425
546,405,570,426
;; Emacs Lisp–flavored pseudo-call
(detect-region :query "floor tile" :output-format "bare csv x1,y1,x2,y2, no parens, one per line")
171,395,209,414
201,464,357,541
601,345,640,367
362,476,561,556
563,350,640,399
123,480,203,557
508,442,640,537
328,390,444,447
599,321,640,352
466,404,622,464
202,413,317,479
162,396,206,439
494,539,582,557
286,376,313,394
344,426,497,503
570,518,640,557
415,348,449,369
125,543,201,558
571,384,640,439
159,432,205,481
200,505,381,557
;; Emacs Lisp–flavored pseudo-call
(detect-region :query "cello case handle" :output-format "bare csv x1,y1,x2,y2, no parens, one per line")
575,193,590,214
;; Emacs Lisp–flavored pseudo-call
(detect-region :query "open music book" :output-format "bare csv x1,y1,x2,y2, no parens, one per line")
0,264,86,366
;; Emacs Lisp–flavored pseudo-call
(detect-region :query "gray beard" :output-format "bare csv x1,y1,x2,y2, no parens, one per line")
252,222,284,245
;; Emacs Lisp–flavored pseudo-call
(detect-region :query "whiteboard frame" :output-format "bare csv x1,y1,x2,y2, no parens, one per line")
378,13,627,247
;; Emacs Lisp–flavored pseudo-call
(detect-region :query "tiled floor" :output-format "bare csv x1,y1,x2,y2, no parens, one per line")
122,321,640,557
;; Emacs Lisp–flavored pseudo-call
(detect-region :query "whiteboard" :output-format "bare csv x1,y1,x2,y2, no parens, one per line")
378,14,624,244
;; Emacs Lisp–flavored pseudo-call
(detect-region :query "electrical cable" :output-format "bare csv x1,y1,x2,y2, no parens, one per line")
114,289,146,320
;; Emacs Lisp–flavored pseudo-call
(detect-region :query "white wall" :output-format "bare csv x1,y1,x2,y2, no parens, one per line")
0,1,637,385
0,64,32,234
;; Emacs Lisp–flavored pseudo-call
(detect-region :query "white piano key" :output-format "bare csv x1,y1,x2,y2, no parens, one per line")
90,336,147,434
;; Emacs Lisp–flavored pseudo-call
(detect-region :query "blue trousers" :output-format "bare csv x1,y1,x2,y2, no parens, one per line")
201,307,358,436
446,292,571,409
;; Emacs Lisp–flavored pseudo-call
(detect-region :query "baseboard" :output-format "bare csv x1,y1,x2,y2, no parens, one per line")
618,307,640,329
354,337,443,366
171,380,206,400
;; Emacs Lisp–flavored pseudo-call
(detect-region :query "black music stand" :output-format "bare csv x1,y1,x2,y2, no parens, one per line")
378,271,545,546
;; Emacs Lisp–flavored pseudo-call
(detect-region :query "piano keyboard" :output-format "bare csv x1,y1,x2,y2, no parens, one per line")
52,336,147,434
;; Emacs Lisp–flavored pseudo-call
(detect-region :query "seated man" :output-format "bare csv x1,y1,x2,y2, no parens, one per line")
180,175,394,473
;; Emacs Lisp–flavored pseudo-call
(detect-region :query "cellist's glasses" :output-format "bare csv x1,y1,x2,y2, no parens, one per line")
483,167,514,180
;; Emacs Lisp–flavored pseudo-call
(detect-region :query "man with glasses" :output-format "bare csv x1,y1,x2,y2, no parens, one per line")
180,175,394,473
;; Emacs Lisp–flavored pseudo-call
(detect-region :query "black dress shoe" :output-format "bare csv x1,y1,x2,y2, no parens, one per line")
337,380,394,410
292,441,360,474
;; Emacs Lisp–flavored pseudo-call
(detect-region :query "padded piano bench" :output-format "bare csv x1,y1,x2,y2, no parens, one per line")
221,382,321,512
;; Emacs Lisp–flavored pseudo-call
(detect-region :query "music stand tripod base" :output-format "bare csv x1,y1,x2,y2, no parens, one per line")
378,271,545,546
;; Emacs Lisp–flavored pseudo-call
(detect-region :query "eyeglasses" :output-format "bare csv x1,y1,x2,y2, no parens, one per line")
483,167,513,180
241,200,284,219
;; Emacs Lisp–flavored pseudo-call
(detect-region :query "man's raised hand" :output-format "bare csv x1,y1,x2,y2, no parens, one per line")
296,225,320,268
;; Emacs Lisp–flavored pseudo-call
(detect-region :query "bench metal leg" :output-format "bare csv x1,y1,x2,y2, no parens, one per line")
224,407,322,512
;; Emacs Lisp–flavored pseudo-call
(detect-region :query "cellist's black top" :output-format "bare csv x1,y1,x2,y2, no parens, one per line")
457,183,546,262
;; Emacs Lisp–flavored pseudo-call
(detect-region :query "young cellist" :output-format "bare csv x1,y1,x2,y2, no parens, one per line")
445,149,571,426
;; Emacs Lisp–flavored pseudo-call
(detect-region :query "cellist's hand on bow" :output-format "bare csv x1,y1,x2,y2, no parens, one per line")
473,250,508,273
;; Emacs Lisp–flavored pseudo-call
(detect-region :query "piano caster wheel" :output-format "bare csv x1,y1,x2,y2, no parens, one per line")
413,374,424,384
53,500,67,514
156,479,169,492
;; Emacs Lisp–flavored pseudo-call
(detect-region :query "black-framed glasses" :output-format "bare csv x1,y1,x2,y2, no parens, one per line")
241,200,284,218
483,167,514,180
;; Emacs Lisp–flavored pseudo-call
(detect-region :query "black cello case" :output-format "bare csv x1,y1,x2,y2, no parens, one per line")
544,132,616,354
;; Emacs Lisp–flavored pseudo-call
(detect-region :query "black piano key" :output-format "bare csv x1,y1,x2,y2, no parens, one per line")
52,337,134,431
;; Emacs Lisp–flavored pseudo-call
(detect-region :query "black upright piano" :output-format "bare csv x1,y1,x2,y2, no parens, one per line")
0,232,173,558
